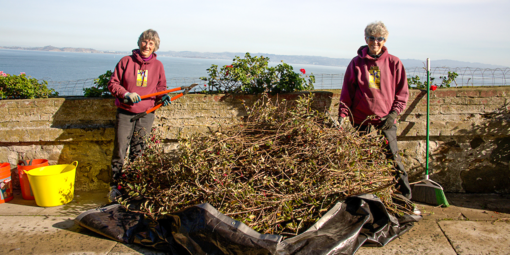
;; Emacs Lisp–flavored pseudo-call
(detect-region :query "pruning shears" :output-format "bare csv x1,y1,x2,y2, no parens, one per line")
128,83,198,122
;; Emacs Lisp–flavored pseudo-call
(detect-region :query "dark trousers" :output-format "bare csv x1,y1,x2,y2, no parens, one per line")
111,108,155,185
354,124,412,199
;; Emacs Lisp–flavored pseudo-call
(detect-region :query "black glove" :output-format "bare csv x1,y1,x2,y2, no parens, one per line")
161,94,171,106
108,186,122,203
380,111,398,130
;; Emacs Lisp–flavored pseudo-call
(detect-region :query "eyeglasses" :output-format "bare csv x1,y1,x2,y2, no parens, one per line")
367,36,385,42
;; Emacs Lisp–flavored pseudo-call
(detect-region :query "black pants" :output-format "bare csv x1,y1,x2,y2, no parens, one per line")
354,124,412,199
111,108,155,185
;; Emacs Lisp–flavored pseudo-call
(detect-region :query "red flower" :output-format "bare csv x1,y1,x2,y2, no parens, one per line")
223,173,227,177
204,84,207,87
117,185,122,190
225,70,229,76
300,68,306,74
226,65,233,68
430,85,437,91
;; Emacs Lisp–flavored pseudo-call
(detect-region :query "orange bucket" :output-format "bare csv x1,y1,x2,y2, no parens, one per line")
18,159,49,200
0,163,13,204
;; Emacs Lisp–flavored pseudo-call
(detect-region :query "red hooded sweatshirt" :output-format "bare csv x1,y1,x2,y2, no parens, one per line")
108,49,167,114
339,46,408,125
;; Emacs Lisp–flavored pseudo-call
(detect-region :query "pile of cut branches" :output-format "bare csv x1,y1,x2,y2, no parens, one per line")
117,93,413,237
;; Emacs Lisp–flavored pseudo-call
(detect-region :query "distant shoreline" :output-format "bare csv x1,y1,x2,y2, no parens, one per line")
1,46,507,69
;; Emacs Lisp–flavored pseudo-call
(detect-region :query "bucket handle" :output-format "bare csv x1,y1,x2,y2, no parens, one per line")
72,161,78,168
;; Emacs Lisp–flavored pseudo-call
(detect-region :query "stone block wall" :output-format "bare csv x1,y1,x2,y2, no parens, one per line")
1,88,509,193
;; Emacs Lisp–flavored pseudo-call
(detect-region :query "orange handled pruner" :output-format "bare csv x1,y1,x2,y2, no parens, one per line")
130,83,197,122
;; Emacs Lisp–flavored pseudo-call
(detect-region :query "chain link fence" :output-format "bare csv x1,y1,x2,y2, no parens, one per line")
46,67,509,96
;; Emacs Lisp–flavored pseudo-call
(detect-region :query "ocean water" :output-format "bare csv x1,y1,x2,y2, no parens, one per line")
0,49,345,81
3,49,503,95
0,49,347,95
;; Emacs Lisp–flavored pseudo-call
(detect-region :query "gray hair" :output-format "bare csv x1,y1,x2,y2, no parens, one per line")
364,21,389,39
138,29,160,52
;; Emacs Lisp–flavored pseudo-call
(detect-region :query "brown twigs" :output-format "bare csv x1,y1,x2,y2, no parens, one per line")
118,93,412,237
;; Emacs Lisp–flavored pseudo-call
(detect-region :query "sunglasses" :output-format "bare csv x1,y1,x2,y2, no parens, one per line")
367,36,385,42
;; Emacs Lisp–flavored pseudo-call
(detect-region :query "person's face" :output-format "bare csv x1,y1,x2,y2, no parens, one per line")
365,34,386,55
139,39,155,58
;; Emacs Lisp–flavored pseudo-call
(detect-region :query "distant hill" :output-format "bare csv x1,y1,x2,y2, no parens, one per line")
1,45,507,69
0,45,111,54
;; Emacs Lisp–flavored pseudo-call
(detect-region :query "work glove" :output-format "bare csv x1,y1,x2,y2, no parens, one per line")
125,92,141,104
161,94,171,106
380,111,398,130
337,117,344,128
108,185,122,203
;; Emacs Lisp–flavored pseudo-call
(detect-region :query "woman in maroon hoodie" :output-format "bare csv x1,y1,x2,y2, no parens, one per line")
338,21,412,199
107,29,170,202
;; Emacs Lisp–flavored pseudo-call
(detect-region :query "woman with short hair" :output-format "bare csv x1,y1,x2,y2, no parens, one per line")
338,21,411,199
107,29,170,202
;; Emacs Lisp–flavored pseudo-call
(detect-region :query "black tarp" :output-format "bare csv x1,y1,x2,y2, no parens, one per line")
75,194,420,255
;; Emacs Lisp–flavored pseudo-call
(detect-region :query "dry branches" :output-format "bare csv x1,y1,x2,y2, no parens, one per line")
118,93,412,237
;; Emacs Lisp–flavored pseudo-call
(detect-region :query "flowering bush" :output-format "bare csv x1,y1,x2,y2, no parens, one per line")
0,71,58,99
83,70,113,97
200,53,315,94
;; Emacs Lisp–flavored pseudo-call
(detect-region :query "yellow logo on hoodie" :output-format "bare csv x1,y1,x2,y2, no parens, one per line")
137,70,148,87
368,66,381,89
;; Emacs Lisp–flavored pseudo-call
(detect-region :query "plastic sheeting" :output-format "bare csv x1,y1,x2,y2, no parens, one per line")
75,194,420,254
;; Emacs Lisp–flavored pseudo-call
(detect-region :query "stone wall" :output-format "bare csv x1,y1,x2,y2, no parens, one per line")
1,88,509,193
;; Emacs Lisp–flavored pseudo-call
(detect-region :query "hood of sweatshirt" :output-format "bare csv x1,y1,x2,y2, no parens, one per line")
356,45,389,61
132,49,157,67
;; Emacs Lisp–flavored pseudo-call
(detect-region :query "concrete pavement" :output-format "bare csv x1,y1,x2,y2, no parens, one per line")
1,191,509,255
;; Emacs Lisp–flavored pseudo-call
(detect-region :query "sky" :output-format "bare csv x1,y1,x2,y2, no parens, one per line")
1,0,509,67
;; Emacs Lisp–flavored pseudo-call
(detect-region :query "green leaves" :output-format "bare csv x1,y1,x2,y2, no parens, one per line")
407,71,458,90
200,53,315,94
0,72,58,99
83,70,113,97
439,71,459,88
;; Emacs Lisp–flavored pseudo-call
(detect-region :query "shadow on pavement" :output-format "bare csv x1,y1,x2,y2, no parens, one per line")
446,193,510,214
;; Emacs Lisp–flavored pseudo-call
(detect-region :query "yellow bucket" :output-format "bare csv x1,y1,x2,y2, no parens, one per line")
26,161,78,207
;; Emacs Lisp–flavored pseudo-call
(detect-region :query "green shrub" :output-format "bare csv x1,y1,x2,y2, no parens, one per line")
0,71,58,99
407,71,458,89
83,70,113,97
200,53,315,94
439,71,458,88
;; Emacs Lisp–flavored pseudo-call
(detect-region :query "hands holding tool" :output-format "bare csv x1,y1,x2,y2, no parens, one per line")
125,92,141,104
161,94,171,106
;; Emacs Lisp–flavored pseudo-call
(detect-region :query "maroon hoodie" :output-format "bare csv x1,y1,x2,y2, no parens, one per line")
108,49,167,113
339,46,408,125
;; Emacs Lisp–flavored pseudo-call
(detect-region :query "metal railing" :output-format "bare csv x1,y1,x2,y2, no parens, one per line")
405,67,510,88
46,67,510,96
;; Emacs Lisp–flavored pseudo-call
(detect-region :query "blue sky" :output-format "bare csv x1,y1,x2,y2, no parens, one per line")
1,0,509,67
